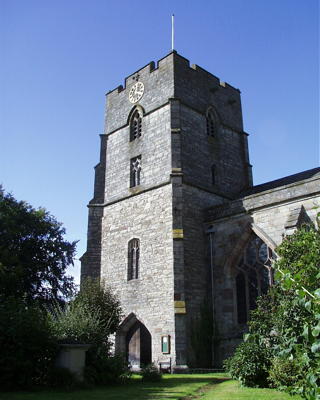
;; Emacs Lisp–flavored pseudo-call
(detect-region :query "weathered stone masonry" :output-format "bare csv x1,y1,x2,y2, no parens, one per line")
81,50,320,369
206,168,320,366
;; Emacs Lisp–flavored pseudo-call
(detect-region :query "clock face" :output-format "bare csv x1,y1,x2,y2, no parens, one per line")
129,82,144,103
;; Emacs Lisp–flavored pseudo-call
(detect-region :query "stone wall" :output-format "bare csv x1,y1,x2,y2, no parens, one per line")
104,104,171,203
181,185,223,366
100,184,175,365
105,54,175,134
205,173,320,365
81,51,320,370
173,53,243,132
180,103,249,197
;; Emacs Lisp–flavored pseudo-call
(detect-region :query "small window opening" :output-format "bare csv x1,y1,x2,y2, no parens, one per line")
128,238,140,280
130,156,141,187
206,113,215,137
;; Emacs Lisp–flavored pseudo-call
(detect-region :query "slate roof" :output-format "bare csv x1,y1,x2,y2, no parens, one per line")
240,167,320,197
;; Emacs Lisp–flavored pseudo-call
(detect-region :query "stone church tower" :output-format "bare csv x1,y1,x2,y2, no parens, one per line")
81,51,320,369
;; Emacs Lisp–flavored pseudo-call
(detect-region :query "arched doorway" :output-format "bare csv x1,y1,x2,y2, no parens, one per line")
126,320,151,368
115,314,152,370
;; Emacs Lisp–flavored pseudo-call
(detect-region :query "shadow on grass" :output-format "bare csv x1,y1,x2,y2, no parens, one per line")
121,375,231,400
0,375,232,400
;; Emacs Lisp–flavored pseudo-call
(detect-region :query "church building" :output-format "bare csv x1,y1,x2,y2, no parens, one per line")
81,51,320,370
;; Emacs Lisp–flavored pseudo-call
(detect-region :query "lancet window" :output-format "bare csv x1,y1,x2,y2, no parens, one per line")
235,233,275,324
128,238,140,280
130,110,142,141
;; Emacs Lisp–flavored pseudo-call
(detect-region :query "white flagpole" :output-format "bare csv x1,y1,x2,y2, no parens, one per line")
172,14,175,51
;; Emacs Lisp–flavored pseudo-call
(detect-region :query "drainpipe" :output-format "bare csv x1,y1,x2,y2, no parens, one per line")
206,225,215,367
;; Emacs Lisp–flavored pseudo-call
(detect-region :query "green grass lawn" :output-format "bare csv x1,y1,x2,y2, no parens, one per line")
199,379,302,400
0,374,303,400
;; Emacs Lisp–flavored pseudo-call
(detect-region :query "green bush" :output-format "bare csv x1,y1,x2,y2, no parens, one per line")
225,225,320,399
224,341,272,387
48,280,126,387
0,298,57,390
268,357,304,392
48,278,122,347
84,345,131,385
48,301,105,345
74,278,122,336
47,367,77,389
141,363,162,382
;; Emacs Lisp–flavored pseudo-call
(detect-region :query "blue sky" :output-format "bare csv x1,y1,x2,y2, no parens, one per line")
1,0,319,284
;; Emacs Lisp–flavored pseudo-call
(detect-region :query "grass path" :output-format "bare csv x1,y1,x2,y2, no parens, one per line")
0,374,303,400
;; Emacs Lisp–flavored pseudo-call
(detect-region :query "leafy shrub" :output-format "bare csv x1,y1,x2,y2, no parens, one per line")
268,357,304,392
49,280,126,386
141,363,162,382
225,224,320,399
0,298,57,390
49,278,122,346
84,345,131,385
224,341,272,387
74,278,122,336
48,301,105,344
47,367,77,389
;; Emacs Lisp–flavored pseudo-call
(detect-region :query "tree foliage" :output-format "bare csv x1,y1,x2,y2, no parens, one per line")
74,277,122,335
48,301,105,345
0,187,76,304
49,278,122,345
225,223,320,400
49,278,125,385
0,298,57,390
274,225,320,400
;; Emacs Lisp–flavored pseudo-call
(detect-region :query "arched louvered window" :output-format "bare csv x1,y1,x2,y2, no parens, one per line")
130,110,142,141
235,233,275,324
206,112,215,137
128,238,140,280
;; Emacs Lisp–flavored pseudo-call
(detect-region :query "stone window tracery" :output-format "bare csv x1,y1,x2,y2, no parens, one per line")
235,233,275,324
130,156,141,187
128,238,140,280
130,110,142,141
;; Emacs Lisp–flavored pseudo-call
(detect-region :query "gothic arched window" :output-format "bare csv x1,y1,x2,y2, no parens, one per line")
206,111,215,137
128,238,140,280
235,233,275,324
130,110,142,141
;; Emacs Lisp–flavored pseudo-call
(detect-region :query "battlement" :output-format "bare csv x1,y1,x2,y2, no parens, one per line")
106,51,240,97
